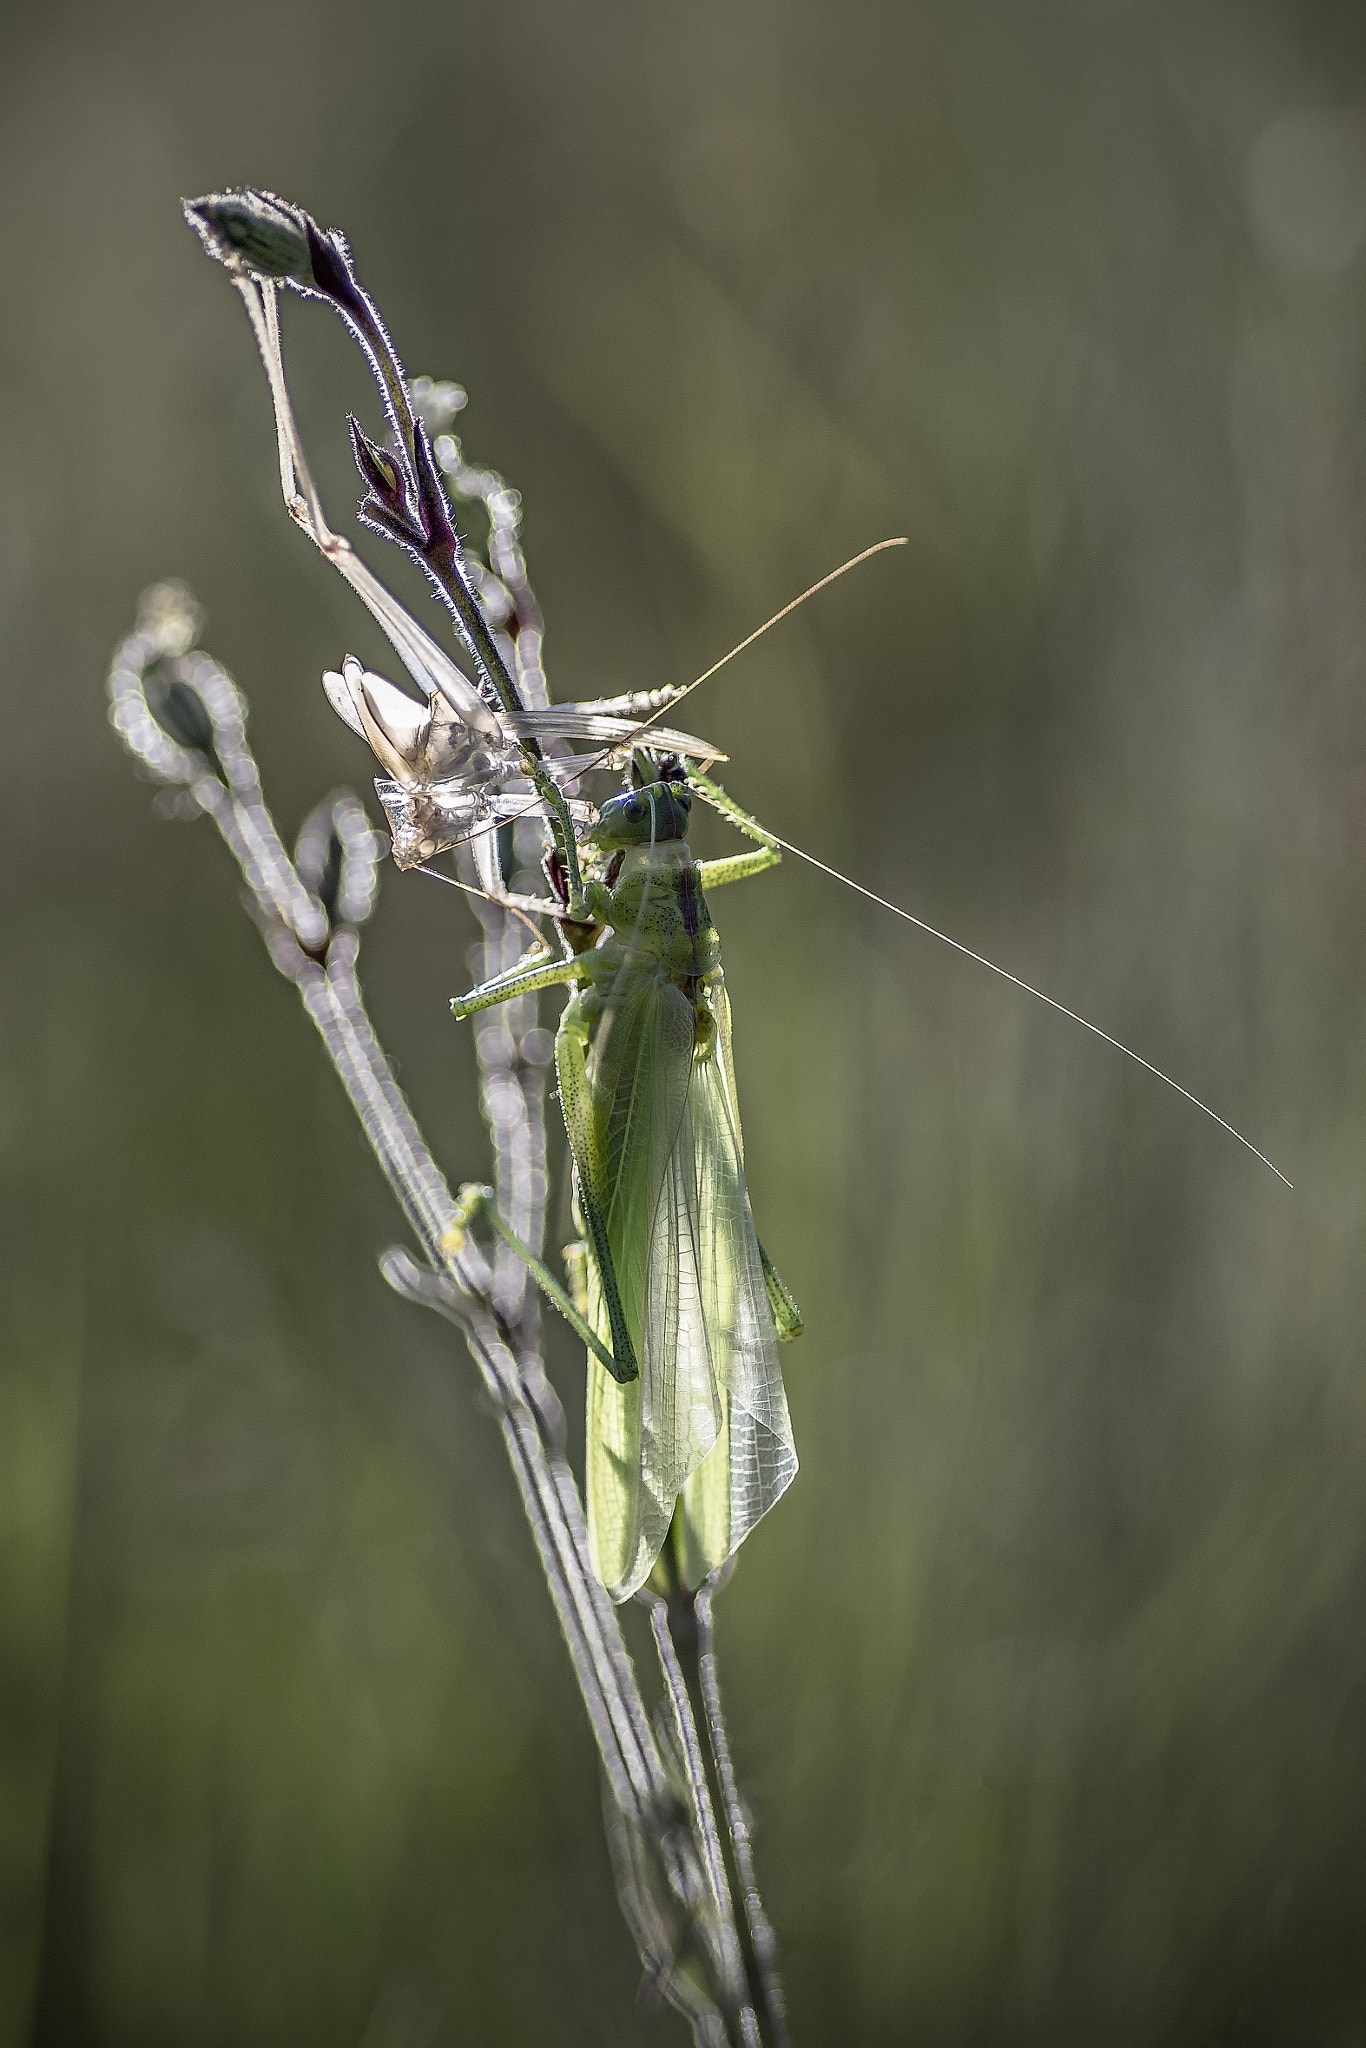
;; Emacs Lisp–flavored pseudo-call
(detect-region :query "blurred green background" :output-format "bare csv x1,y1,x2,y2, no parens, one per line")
4,0,1366,2040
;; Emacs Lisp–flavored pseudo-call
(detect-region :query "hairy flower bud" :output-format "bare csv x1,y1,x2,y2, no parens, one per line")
348,416,406,512
182,190,315,283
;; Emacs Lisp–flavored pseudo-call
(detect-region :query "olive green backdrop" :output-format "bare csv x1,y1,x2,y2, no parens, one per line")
4,0,1366,2041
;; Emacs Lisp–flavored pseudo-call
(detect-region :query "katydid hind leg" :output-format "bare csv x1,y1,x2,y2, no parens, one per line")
571,1165,639,1385
555,1001,640,1384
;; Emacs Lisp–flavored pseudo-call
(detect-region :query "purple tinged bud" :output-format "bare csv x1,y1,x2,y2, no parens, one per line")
182,190,315,283
303,218,364,314
357,495,424,548
348,416,405,510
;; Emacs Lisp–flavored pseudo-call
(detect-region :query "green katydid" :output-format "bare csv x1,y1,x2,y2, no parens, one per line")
450,757,803,1601
330,547,1288,1604
190,197,1288,1602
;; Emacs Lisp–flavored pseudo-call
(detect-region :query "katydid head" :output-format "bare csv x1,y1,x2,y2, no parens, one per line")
628,748,688,788
589,780,692,848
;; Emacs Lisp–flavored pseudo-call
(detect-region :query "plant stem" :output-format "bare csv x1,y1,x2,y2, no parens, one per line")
695,1578,791,2048
108,589,784,2044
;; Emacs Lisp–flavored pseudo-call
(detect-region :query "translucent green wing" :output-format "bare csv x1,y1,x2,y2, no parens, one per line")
593,975,696,1336
577,976,704,1597
623,1075,735,1589
583,1259,644,1595
674,983,798,1589
579,973,797,1601
712,981,803,1339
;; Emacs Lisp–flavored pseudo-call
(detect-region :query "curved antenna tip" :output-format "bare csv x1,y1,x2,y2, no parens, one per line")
695,790,1293,1191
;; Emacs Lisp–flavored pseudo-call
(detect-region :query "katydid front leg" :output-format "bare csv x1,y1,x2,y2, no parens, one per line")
697,845,781,890
451,940,640,1383
689,769,783,891
451,947,579,1020
451,929,636,1019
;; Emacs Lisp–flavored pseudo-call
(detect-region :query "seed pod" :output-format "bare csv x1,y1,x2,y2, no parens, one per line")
182,189,315,284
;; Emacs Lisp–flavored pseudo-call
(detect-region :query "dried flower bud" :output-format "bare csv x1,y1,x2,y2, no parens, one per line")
182,190,315,283
295,791,381,929
146,670,218,759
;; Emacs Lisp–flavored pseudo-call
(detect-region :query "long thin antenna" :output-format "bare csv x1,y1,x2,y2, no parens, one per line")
437,540,1291,1187
414,863,550,947
437,538,913,831
726,809,1290,1188
541,537,911,793
680,537,910,700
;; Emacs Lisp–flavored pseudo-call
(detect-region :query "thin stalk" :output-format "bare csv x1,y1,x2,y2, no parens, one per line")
289,256,596,908
454,1186,620,1374
695,1579,791,2048
107,590,772,2046
232,272,587,910
648,1595,762,2048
